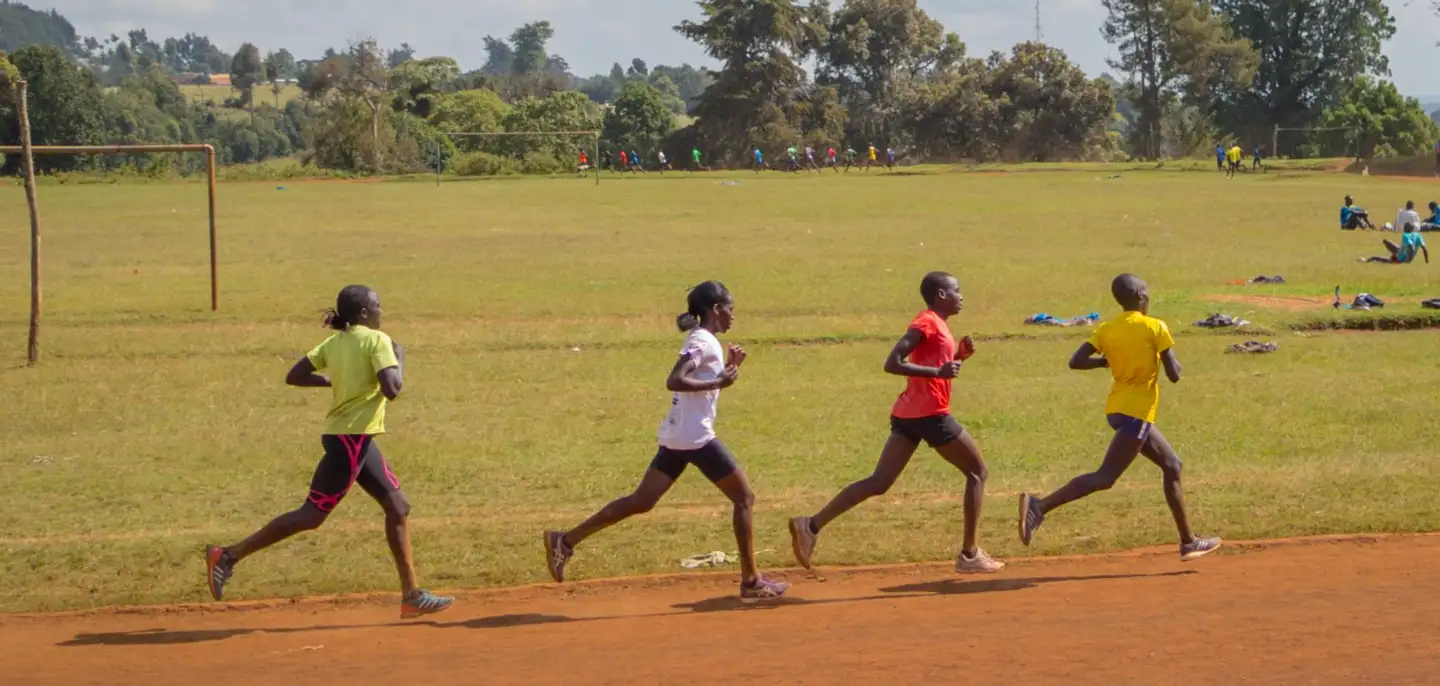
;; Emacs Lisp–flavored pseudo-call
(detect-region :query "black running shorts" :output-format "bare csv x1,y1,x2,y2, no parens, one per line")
306,435,402,513
890,414,965,448
649,439,739,483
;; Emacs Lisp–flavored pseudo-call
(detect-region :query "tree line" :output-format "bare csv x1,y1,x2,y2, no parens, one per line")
1,0,1437,178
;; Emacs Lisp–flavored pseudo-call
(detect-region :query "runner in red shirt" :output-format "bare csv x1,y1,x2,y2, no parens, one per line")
788,271,1003,574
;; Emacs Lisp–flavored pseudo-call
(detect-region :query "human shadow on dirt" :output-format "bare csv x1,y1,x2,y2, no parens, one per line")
879,570,1197,596
58,613,591,647
671,571,1196,615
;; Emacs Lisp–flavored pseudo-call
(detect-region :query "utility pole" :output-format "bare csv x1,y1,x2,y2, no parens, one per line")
1035,0,1043,43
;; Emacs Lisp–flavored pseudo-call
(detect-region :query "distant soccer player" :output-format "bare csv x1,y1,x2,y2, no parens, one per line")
753,147,768,172
843,147,858,172
826,146,839,173
204,286,453,618
691,146,707,172
657,150,673,173
1252,143,1263,171
544,282,790,602
1226,144,1242,177
577,149,590,175
886,147,896,170
618,149,630,173
1017,274,1222,562
866,143,878,171
789,272,1003,575
630,149,647,173
786,145,801,172
1215,144,1224,172
804,145,820,171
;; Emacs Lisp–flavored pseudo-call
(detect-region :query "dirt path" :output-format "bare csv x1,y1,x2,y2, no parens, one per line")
3,534,1437,685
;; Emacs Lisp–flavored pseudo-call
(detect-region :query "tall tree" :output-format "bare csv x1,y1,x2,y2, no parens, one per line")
603,80,674,152
1101,0,1256,159
628,58,649,79
1311,76,1440,158
0,45,105,174
389,56,460,117
230,42,264,110
677,0,824,160
307,39,390,168
1212,0,1394,148
817,0,964,145
0,49,19,101
388,42,416,68
509,21,554,75
481,36,514,75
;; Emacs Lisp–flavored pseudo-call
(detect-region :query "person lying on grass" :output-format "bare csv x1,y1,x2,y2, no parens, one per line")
1363,223,1429,264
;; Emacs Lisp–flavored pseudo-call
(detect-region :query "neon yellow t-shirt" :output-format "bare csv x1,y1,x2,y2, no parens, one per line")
306,325,400,435
1088,311,1175,423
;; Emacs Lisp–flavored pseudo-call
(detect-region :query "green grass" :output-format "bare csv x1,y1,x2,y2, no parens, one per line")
1,167,1439,612
177,83,304,117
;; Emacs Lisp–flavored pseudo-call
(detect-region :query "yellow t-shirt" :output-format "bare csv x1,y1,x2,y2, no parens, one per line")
306,325,401,435
1088,311,1175,423
1227,146,1242,163
868,146,877,160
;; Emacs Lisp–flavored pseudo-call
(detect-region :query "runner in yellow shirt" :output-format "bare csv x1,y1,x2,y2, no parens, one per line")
1018,273,1221,562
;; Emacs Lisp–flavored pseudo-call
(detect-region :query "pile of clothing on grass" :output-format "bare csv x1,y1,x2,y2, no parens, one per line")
1024,313,1100,327
1194,313,1250,328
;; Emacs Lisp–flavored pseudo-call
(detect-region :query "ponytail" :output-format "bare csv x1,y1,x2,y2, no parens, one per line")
678,280,730,332
323,285,373,331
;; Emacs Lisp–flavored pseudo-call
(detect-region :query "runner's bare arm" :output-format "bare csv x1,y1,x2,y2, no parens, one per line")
1161,349,1182,383
1068,342,1108,371
285,357,331,388
885,328,959,379
377,342,403,400
666,353,737,392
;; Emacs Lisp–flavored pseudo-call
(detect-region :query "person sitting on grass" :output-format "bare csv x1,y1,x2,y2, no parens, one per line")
1421,201,1439,232
1341,195,1375,230
1397,200,1422,235
1363,223,1429,264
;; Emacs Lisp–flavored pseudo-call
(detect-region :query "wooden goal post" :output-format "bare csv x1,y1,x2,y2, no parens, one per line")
0,141,219,365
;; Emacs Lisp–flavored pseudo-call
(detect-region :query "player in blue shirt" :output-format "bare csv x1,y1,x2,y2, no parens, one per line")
753,147,768,173
1364,223,1429,264
1341,195,1375,230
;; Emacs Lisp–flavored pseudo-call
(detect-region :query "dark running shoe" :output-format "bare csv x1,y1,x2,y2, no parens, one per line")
543,531,573,583
205,545,234,601
1018,493,1044,546
401,589,454,619
1181,537,1223,561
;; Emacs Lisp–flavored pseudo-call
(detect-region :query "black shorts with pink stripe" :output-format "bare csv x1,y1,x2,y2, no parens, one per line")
306,435,402,513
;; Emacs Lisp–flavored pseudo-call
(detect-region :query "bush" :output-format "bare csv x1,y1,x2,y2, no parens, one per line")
451,151,519,177
519,150,566,174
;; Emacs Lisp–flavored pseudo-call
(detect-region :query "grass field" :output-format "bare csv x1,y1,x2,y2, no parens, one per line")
1,166,1438,613
177,83,304,115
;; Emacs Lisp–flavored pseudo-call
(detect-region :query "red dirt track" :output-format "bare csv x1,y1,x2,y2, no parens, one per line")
4,534,1438,684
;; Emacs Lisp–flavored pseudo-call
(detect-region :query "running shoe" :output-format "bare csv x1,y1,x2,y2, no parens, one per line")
788,516,818,570
204,545,234,601
543,530,573,583
400,589,454,619
955,548,1005,574
739,576,790,603
1180,536,1223,561
1018,493,1044,546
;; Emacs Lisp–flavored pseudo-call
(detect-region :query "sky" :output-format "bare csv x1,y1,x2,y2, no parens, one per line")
34,0,1440,100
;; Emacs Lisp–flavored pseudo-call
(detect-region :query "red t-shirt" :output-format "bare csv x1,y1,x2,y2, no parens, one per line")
891,309,955,419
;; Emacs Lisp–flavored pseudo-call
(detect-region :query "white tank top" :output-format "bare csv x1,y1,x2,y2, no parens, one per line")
657,328,723,450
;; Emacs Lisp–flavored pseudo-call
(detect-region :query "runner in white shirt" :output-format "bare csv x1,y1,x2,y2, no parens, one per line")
656,150,673,173
543,281,789,602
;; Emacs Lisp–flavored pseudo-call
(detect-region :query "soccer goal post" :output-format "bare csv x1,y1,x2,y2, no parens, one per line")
0,141,219,365
441,130,601,185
